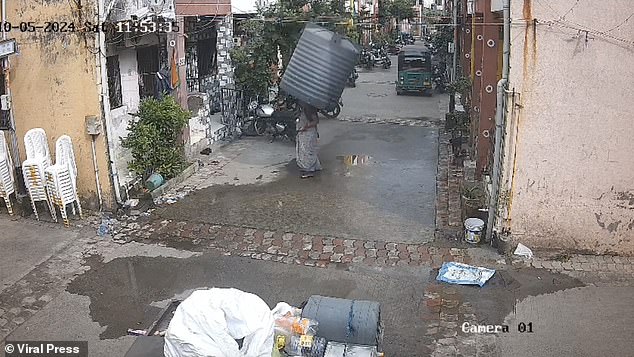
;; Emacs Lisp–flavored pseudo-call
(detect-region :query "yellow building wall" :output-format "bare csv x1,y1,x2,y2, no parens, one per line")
7,0,113,210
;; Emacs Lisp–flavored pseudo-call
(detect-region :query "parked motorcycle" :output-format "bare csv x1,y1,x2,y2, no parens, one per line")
319,98,343,119
241,100,298,142
360,48,374,69
370,45,391,69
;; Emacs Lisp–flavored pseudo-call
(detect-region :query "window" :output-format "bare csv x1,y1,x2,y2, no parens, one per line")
137,46,159,99
197,37,217,79
106,56,123,109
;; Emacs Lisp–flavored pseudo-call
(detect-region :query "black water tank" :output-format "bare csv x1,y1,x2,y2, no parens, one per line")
280,23,359,112
301,295,382,347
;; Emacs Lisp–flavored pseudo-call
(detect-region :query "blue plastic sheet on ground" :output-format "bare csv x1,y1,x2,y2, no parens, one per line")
436,262,496,287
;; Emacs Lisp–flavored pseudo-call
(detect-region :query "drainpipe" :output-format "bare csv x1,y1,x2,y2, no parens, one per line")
1,0,25,195
97,0,124,206
485,0,510,243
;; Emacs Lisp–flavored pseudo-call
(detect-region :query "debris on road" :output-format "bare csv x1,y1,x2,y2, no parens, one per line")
514,243,534,259
97,217,120,237
436,262,496,287
127,329,147,336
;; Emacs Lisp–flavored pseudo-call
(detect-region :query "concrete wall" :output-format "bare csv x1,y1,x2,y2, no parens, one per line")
8,0,113,209
501,0,634,255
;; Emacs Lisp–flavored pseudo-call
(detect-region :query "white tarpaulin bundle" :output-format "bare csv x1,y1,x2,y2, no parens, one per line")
164,288,275,357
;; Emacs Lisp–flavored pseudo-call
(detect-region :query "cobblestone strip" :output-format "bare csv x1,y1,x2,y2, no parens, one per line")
337,116,442,127
423,284,497,357
526,255,634,275
121,219,472,269
435,131,463,240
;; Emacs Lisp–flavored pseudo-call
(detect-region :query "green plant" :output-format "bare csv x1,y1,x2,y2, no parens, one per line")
448,76,471,95
462,183,485,202
121,96,191,180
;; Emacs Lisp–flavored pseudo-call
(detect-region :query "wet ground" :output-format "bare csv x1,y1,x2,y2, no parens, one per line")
153,60,447,244
155,122,439,243
13,241,628,357
342,48,446,121
3,48,634,357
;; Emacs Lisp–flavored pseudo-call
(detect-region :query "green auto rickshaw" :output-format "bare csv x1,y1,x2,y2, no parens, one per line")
396,48,433,96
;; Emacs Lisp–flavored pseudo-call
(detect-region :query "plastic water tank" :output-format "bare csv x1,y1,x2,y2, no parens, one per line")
301,295,382,347
280,23,360,112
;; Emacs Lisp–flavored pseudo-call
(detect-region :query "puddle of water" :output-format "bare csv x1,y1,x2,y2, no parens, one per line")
67,254,358,340
336,155,373,166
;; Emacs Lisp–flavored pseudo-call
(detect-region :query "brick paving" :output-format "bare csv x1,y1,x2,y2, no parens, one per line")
435,131,464,241
121,218,473,270
422,283,496,356
337,116,442,127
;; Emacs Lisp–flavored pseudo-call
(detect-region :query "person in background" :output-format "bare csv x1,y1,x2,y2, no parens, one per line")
296,102,322,178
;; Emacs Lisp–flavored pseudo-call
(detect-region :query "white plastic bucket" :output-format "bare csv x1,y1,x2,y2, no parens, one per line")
464,218,485,244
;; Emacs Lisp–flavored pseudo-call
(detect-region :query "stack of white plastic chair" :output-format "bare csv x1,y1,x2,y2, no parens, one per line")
45,135,82,226
22,128,57,222
0,131,15,215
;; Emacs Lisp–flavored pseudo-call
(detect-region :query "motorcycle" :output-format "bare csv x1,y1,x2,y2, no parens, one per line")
371,46,391,69
360,48,374,69
241,100,298,142
319,98,343,119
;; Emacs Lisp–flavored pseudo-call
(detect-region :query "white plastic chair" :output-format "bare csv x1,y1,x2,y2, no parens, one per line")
45,135,82,226
0,131,15,215
22,128,57,222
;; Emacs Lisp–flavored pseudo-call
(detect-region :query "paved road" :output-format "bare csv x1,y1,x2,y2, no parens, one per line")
341,48,446,122
154,63,448,244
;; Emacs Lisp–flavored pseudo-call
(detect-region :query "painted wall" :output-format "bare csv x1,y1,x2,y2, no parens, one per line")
8,0,113,209
175,0,232,16
501,0,634,255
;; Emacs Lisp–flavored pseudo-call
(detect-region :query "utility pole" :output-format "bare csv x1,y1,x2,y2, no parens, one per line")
452,0,458,82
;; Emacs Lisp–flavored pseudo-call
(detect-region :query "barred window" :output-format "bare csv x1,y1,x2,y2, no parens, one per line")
106,55,123,109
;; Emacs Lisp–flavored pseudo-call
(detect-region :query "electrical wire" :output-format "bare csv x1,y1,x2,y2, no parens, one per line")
558,0,581,21
547,19,634,47
605,11,634,32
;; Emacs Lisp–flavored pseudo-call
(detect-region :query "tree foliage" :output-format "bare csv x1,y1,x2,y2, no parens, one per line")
230,0,350,98
431,24,453,59
378,0,415,24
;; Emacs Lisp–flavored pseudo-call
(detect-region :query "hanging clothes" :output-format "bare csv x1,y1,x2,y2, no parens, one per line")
154,69,173,100
171,47,180,89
